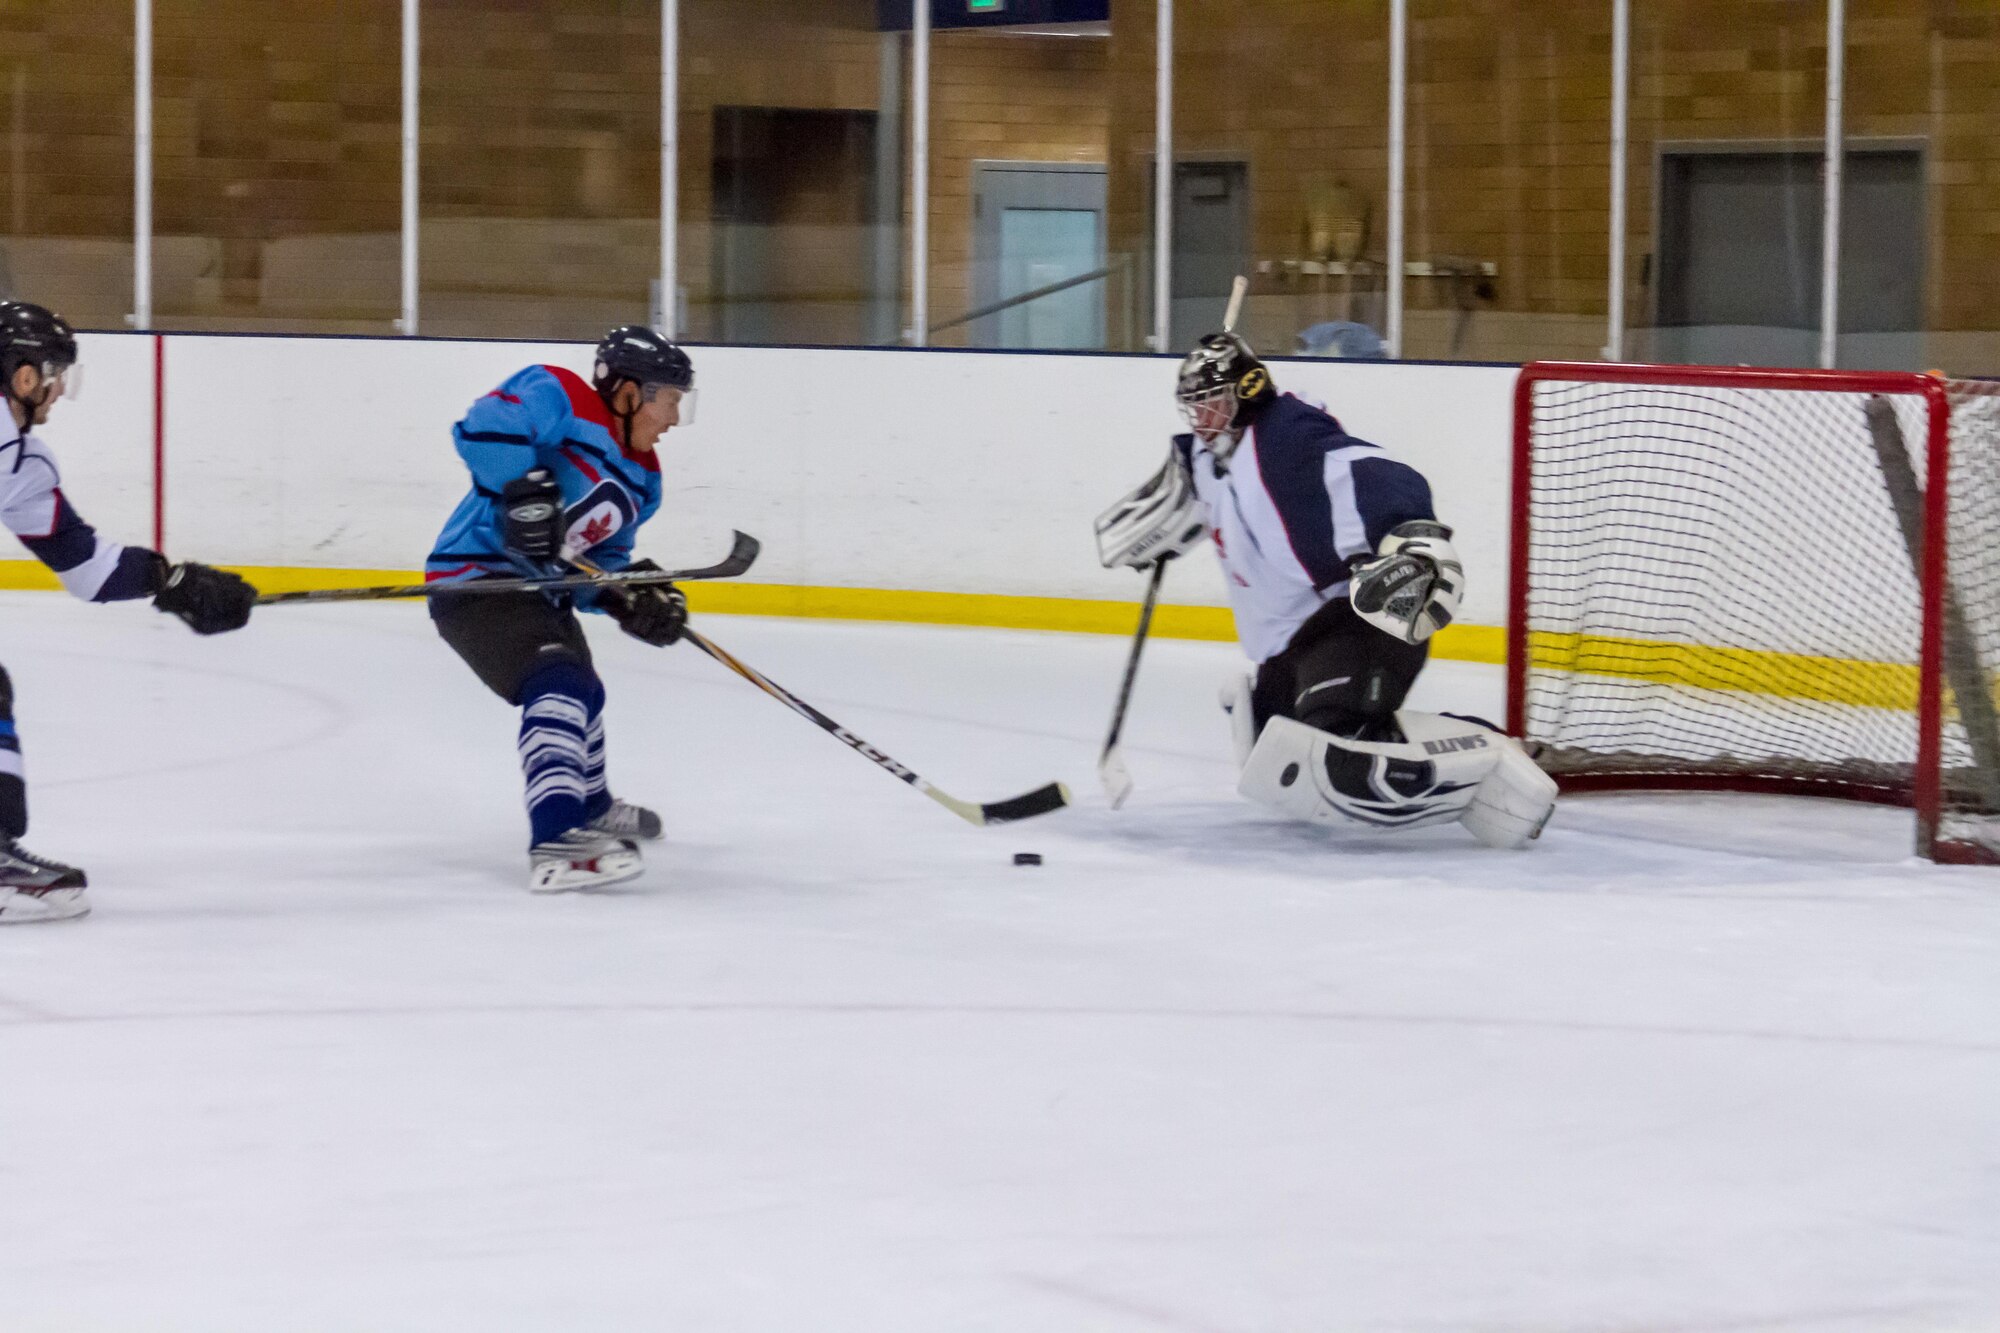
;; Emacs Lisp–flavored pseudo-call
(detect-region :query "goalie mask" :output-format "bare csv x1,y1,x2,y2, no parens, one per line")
1176,332,1275,456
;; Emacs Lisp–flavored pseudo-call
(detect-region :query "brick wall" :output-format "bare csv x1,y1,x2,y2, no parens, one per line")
1,0,1111,340
1108,0,2000,363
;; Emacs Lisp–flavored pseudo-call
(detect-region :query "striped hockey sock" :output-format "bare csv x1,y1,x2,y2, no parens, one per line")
517,663,605,846
583,706,611,823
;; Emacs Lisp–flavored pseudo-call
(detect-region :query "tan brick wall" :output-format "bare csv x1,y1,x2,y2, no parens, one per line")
1109,0,2000,361
1,0,1111,339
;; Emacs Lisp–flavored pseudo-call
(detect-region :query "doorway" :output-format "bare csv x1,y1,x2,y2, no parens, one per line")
970,162,1107,350
711,107,883,345
1653,146,1924,368
1169,160,1250,351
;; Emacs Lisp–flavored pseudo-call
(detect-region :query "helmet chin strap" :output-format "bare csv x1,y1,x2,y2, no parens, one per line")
599,378,638,449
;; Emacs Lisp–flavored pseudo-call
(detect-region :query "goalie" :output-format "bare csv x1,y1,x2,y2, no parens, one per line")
1095,332,1555,848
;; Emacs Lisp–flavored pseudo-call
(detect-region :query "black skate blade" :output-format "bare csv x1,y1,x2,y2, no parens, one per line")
978,782,1071,825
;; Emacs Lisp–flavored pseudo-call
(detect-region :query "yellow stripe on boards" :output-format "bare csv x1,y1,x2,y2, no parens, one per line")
1526,629,1922,713
8,559,1936,713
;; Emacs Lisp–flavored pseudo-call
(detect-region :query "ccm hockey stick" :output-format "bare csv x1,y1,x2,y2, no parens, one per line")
254,530,762,606
1098,559,1166,808
569,554,1070,827
1099,275,1248,806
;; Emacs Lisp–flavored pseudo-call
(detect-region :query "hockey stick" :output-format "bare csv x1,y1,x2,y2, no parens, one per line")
1223,273,1249,336
254,530,762,606
569,554,1070,827
1098,558,1167,808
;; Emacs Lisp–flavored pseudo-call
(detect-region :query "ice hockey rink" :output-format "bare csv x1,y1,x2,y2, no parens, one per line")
3,589,1998,1332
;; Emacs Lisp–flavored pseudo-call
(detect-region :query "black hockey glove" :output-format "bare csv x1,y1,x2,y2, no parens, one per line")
153,561,256,635
500,469,565,565
603,560,687,647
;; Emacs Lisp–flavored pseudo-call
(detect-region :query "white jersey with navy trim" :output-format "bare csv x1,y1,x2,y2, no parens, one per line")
1180,392,1439,664
0,427,158,603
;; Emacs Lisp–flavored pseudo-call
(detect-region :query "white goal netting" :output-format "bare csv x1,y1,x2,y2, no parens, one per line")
1512,365,2000,862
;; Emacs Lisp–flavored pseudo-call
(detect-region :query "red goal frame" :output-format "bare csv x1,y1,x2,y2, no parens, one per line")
1506,361,1966,859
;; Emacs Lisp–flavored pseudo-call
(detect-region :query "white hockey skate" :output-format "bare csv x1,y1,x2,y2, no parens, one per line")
587,798,663,843
0,838,91,923
528,829,643,894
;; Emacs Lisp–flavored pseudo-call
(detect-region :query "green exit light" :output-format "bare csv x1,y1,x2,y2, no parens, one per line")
967,0,1006,11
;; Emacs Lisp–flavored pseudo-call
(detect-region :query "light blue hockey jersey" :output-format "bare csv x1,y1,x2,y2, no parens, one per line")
426,364,664,609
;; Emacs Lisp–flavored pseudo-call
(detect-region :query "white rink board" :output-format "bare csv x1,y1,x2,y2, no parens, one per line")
36,333,155,547
131,334,1518,625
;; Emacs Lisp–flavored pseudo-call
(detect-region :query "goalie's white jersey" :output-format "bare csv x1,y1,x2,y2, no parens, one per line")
1178,392,1439,663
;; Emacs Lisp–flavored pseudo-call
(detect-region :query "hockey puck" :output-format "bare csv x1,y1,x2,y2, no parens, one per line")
1012,852,1044,866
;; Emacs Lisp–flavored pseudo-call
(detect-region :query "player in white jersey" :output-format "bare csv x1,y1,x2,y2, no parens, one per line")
0,301,258,923
1096,332,1556,848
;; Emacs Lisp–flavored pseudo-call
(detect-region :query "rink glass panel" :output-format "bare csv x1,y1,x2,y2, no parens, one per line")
1509,362,2000,862
1838,0,2000,378
678,1,903,348
1155,0,1388,361
921,23,1129,353
0,0,134,330
1399,0,1610,365
419,0,658,341
150,1,400,334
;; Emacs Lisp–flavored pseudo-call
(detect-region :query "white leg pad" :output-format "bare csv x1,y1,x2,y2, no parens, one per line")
1459,738,1558,849
1238,714,1496,834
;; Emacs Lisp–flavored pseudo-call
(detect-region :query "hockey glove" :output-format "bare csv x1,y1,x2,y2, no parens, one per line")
603,561,687,647
500,469,565,565
153,561,256,635
1094,446,1209,570
1349,520,1463,644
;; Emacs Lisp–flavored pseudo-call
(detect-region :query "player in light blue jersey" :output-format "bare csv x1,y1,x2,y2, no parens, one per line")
429,326,696,894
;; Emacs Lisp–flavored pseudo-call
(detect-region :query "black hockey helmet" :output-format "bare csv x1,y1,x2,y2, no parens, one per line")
593,324,694,396
0,301,80,421
1176,331,1274,441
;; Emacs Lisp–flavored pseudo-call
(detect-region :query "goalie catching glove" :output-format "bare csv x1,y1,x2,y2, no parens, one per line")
1349,520,1462,644
1094,447,1209,571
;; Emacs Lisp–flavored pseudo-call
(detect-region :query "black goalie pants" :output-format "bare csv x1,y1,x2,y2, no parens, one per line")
1250,599,1430,742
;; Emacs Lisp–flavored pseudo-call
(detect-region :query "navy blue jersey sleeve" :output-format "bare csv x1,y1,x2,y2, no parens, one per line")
22,493,164,602
1349,455,1437,553
1251,400,1352,589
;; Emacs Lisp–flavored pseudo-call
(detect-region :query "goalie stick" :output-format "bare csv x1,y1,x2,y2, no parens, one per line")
254,530,762,606
1098,559,1166,808
569,554,1070,827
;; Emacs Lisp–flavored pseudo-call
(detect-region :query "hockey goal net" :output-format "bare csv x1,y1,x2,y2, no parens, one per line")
1508,361,2000,863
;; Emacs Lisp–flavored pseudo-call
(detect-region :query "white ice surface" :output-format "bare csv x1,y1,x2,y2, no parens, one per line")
3,590,1999,1333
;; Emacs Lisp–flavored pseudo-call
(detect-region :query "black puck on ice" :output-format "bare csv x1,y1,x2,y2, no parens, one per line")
1012,852,1044,866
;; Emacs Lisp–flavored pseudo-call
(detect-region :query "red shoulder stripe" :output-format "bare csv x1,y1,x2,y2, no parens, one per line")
541,365,614,431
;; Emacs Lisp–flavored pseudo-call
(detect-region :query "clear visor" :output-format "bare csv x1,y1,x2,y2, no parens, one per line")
19,360,80,403
643,382,696,426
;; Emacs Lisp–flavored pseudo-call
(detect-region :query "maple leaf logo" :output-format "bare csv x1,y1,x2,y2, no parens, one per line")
575,513,618,549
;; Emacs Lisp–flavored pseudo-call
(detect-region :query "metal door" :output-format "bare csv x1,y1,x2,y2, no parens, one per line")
970,162,1107,350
